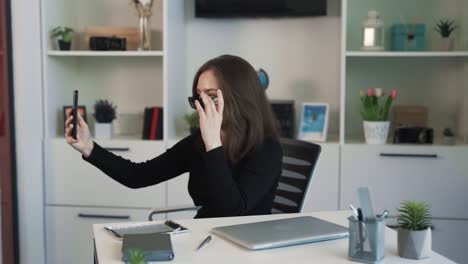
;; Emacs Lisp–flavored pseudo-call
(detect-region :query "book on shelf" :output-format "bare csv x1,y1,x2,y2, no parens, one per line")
142,107,163,140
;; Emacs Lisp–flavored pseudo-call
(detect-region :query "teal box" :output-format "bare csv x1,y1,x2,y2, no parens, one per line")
391,24,426,51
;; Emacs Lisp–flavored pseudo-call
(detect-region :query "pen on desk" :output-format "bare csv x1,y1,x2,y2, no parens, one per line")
196,235,212,251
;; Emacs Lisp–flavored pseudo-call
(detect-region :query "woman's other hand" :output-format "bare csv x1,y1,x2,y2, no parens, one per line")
195,90,224,152
65,111,94,158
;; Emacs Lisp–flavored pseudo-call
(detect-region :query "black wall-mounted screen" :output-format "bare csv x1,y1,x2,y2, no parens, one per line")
195,0,327,18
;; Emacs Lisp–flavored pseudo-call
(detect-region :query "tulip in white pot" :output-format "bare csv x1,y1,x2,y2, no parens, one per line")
360,88,397,144
397,201,432,260
93,100,117,139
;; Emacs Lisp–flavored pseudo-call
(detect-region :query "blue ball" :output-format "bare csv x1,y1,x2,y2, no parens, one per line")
258,69,269,90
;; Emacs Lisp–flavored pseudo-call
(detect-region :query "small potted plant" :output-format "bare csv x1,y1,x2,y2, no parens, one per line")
184,111,199,135
50,26,74,51
443,128,456,145
360,88,397,144
397,201,432,260
93,100,117,139
126,248,147,264
435,19,457,51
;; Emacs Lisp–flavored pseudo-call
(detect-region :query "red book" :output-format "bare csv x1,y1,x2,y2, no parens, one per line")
150,108,159,140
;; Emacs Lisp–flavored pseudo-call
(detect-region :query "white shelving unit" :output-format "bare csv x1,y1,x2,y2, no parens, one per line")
346,51,468,57
41,1,187,263
47,50,165,57
340,1,468,262
341,0,468,145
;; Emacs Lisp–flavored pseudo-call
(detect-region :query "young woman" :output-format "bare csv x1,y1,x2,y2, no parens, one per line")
65,55,282,218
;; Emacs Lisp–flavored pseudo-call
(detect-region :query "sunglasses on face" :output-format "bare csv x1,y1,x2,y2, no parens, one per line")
188,94,219,110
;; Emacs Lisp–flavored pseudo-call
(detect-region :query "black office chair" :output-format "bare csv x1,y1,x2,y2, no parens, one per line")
272,138,321,214
148,138,321,220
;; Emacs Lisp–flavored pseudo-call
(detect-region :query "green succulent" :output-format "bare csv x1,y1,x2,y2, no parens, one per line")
397,201,432,231
50,26,74,43
127,248,146,264
435,19,457,38
184,111,199,129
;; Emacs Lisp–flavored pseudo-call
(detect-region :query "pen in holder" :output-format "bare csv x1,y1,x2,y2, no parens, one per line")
348,215,386,263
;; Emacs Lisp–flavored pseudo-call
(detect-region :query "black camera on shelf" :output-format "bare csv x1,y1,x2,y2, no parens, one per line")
89,36,127,51
393,126,434,144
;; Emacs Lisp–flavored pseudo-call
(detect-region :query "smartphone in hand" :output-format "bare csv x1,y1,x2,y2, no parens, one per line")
72,90,78,139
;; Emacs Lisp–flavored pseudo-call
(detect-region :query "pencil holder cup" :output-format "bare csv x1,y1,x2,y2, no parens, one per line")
348,216,386,263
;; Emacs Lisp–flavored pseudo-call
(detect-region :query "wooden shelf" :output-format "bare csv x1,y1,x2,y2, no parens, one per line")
346,51,468,58
48,50,164,57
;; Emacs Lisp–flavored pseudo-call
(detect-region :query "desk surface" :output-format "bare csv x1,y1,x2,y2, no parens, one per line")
93,211,454,264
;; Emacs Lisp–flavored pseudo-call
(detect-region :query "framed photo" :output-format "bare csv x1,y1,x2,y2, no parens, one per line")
63,105,87,132
298,103,329,142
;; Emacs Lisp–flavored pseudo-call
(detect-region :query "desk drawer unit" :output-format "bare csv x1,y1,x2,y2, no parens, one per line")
45,139,167,208
45,205,163,264
340,144,468,219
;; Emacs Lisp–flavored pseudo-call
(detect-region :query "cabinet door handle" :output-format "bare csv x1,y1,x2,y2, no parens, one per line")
77,213,130,220
104,147,130,152
380,153,438,159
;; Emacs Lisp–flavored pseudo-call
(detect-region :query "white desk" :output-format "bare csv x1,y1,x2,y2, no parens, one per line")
93,211,455,263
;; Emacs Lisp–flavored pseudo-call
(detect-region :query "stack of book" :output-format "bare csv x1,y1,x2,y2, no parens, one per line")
142,107,163,140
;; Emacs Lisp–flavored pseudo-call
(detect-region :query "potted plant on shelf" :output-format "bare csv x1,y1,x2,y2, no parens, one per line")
435,19,457,51
126,248,147,264
360,88,397,144
184,111,199,135
397,200,432,260
50,26,74,51
93,100,117,139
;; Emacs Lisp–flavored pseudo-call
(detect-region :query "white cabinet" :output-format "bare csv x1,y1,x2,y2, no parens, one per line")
45,205,165,264
45,139,167,209
301,143,340,212
340,145,468,218
432,219,468,263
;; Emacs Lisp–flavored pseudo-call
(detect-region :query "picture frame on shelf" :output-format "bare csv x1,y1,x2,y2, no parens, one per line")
298,103,329,142
63,105,87,133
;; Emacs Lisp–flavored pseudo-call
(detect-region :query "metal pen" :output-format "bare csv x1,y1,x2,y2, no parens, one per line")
196,235,212,251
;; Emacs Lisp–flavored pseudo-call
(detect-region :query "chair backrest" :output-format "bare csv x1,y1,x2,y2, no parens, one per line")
272,138,322,214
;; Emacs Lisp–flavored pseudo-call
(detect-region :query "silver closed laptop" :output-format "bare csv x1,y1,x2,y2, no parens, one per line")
211,216,348,250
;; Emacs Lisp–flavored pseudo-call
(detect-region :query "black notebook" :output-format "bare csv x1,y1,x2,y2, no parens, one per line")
122,233,174,262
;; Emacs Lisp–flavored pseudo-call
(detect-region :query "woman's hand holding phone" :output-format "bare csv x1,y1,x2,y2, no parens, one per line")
195,90,224,152
65,111,94,158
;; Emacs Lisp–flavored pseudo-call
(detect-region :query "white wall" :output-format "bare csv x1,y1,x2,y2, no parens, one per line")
184,1,342,137
11,0,45,263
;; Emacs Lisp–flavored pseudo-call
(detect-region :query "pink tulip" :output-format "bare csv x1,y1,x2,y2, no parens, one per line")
390,89,398,99
367,88,375,97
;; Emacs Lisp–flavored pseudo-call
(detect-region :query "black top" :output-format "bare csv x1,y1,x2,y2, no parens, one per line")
83,134,283,218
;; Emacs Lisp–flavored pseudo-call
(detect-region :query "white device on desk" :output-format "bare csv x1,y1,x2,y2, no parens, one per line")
211,216,348,250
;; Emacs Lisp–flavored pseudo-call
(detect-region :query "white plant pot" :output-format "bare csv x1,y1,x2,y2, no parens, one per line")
95,123,113,139
398,228,432,260
363,121,390,144
438,38,454,51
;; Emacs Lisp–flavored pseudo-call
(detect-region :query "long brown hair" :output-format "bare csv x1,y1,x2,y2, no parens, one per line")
192,55,279,164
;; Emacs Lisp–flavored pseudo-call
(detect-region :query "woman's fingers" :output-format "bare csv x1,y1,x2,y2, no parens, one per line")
65,115,73,127
216,89,224,114
195,100,206,120
77,111,87,128
208,94,217,114
200,93,212,116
